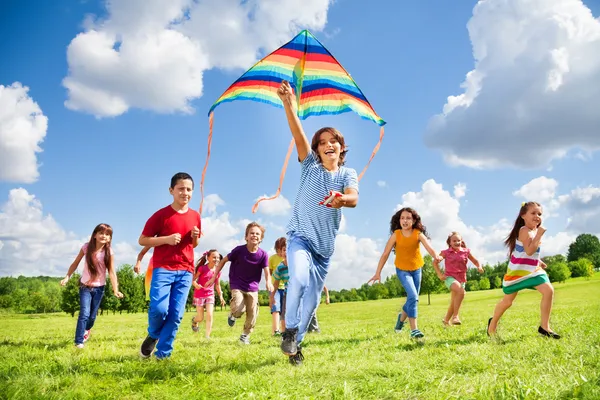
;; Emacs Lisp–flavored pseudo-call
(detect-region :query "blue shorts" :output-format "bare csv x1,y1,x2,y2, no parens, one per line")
270,289,285,314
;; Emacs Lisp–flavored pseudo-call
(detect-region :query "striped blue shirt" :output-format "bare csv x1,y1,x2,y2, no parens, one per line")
286,151,359,258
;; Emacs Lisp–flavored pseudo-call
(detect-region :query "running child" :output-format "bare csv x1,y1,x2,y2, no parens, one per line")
270,242,289,332
60,223,124,348
269,237,287,336
487,202,560,339
433,232,482,326
191,249,225,339
138,172,201,359
206,222,274,345
277,80,359,365
368,207,440,339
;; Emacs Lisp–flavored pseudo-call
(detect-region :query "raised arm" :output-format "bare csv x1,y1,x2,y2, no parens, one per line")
277,80,310,162
368,234,396,284
60,249,84,286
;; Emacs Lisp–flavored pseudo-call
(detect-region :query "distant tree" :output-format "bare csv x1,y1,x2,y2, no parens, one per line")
479,277,491,290
545,262,571,283
567,234,600,268
493,261,508,276
492,276,502,289
367,283,389,300
466,268,481,282
100,277,120,314
384,274,405,297
61,273,81,317
466,280,479,292
542,254,567,265
116,265,145,313
421,255,444,305
568,258,594,278
0,277,17,296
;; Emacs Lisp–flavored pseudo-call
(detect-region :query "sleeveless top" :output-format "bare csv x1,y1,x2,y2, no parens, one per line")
394,229,424,271
503,239,545,288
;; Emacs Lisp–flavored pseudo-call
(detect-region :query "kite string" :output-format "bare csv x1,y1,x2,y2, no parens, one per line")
357,126,384,181
252,138,295,213
199,112,214,218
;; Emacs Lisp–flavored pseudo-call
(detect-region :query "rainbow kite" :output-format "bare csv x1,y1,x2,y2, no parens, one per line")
200,29,386,214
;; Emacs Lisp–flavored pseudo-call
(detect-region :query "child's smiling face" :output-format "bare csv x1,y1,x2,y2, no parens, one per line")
399,211,414,230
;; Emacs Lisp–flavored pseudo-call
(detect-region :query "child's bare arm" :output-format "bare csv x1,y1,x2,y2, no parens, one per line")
277,80,310,162
134,246,151,273
519,227,546,256
330,188,359,209
468,253,483,271
139,234,180,247
61,249,84,286
368,235,396,284
419,234,440,260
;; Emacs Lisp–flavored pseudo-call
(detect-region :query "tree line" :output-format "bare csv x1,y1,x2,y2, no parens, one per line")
0,233,598,314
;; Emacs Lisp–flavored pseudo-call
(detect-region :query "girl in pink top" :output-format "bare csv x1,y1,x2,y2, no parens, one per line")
433,232,482,326
191,249,225,339
60,223,123,348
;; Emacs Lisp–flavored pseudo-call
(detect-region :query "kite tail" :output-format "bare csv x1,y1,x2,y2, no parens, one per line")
357,126,385,181
199,112,214,216
252,138,295,213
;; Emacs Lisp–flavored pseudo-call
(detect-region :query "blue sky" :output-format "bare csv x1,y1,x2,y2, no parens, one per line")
1,0,599,289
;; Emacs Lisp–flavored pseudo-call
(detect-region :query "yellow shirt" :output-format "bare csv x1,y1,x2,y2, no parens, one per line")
268,254,284,290
394,229,424,271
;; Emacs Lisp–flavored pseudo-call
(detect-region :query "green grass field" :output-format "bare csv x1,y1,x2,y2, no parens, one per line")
1,276,599,400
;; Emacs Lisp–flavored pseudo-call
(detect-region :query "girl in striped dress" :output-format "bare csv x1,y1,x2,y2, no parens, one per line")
487,202,560,339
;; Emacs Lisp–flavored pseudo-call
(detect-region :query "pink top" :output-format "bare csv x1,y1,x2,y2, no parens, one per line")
80,242,113,287
441,247,471,283
194,264,221,299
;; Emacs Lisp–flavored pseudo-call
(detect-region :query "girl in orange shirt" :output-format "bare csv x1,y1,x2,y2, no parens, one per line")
368,208,440,339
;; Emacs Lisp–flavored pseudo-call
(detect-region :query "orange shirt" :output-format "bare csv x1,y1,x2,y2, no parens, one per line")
394,229,424,271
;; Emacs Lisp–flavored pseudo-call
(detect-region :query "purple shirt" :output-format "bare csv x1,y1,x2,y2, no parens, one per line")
227,245,268,292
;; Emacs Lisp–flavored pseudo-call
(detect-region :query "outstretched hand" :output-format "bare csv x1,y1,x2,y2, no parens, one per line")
367,273,381,285
277,80,296,108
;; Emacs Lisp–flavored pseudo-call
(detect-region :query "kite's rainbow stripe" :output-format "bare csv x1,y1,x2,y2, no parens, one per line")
209,30,385,127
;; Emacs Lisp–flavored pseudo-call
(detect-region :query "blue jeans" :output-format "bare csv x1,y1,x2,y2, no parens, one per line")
396,268,422,319
75,285,105,345
148,268,192,358
284,234,330,343
270,289,285,314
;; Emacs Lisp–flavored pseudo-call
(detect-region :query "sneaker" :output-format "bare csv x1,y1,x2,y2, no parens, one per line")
538,326,561,339
273,330,281,337
289,347,304,366
75,343,84,349
191,317,199,333
140,335,158,358
227,313,236,327
394,314,405,333
239,334,250,345
410,329,424,339
83,329,91,343
281,328,298,356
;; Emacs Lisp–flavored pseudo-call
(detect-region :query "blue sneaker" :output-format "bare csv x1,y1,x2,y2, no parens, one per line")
394,314,405,333
410,329,424,339
227,313,236,327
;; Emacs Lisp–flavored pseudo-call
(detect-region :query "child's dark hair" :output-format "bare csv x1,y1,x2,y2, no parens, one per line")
504,201,542,254
245,222,266,241
390,207,429,238
274,237,287,251
446,232,467,248
86,223,113,280
310,127,348,166
170,172,194,189
195,249,221,275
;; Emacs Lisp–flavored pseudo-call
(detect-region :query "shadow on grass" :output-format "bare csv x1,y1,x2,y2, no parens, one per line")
0,338,70,351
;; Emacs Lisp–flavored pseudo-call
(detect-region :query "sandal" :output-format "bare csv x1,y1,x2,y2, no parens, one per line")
191,317,199,332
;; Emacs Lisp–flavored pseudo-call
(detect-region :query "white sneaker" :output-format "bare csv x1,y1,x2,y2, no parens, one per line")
75,343,84,349
83,330,91,343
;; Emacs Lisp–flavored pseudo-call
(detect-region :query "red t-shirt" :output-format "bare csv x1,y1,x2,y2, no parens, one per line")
142,205,201,273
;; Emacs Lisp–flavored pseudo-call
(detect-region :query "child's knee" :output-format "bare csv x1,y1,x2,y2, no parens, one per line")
149,303,168,319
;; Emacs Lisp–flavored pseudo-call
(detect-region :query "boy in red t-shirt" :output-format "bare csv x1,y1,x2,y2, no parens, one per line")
138,172,201,359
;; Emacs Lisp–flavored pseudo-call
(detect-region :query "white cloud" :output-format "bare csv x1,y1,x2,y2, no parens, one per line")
377,180,387,188
0,188,137,276
255,194,291,216
0,83,48,183
513,176,561,214
328,233,382,290
559,185,600,233
63,0,334,117
202,193,225,216
425,0,600,168
454,183,467,199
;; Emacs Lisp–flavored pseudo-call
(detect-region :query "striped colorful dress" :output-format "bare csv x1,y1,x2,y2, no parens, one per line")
502,240,549,294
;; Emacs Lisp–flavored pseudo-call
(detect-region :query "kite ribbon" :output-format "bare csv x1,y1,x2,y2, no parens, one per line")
199,112,214,216
251,138,295,213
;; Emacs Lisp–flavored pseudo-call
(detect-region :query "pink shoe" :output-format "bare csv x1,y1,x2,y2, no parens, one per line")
83,330,91,343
